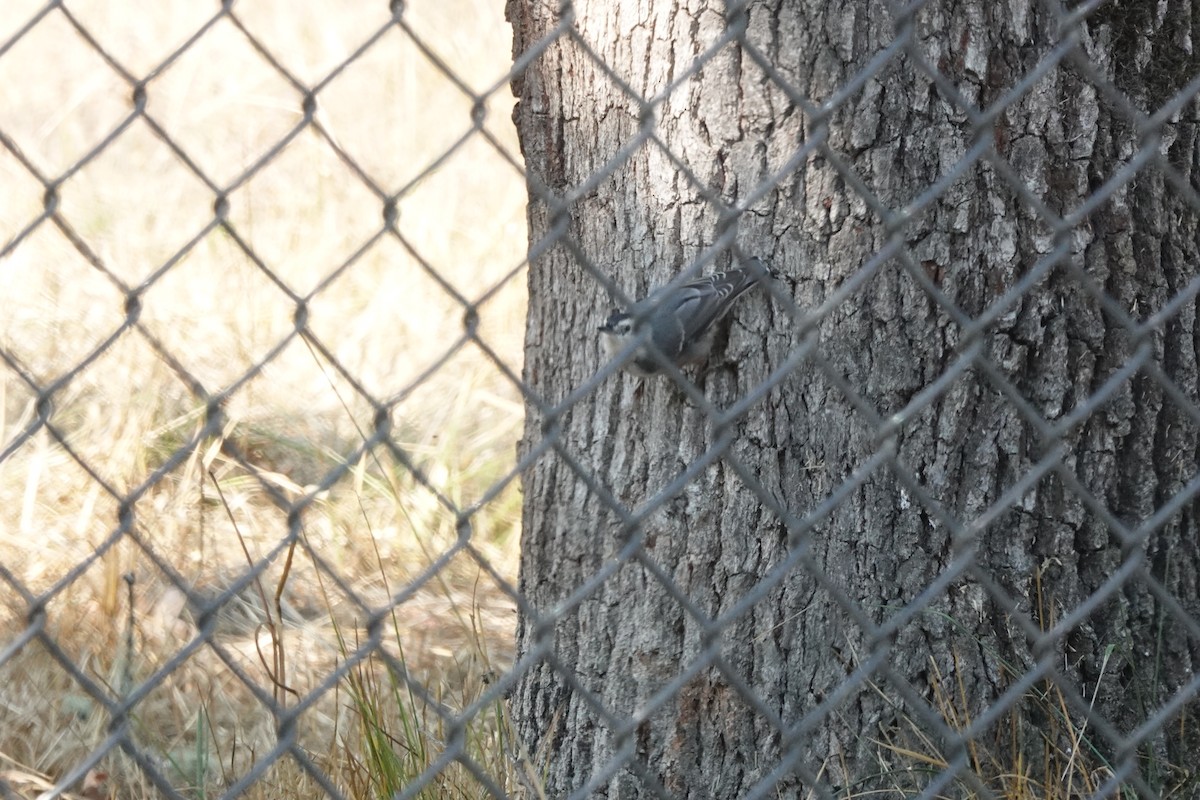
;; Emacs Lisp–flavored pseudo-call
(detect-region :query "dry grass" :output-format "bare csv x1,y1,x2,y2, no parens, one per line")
859,572,1194,799
0,2,528,798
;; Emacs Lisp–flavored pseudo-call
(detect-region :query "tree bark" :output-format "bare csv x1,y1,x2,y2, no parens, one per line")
508,0,1200,795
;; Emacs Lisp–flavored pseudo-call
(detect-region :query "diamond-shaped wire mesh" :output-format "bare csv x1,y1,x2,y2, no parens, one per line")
2,0,1199,798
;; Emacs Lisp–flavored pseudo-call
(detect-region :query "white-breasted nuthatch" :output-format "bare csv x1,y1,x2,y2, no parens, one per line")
598,257,774,377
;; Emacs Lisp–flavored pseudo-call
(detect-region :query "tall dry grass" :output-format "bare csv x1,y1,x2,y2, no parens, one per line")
0,2,528,797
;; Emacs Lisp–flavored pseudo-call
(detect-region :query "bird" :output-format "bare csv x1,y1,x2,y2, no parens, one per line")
598,256,774,377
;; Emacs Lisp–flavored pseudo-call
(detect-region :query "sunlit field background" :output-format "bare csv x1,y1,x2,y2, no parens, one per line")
0,1,528,797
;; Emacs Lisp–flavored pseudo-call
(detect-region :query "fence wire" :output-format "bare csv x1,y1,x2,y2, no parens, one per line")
1,1,1199,799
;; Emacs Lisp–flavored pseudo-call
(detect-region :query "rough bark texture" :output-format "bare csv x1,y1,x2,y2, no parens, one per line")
508,0,1200,795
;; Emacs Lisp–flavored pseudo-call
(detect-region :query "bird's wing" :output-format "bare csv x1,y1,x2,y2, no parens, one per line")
672,269,763,340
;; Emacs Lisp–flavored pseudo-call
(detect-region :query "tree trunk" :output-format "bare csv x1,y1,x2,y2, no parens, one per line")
508,0,1200,796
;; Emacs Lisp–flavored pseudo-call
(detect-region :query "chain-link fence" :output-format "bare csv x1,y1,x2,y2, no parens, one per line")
3,1,1200,798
